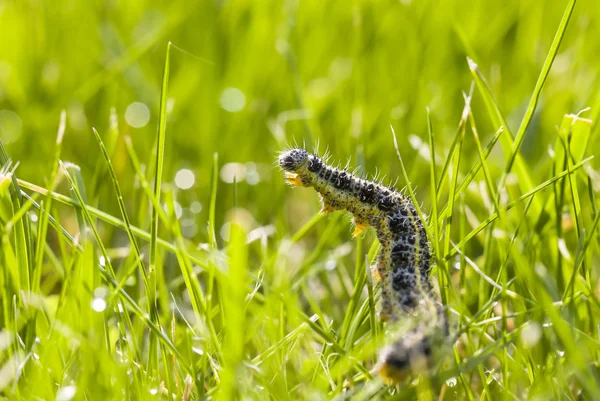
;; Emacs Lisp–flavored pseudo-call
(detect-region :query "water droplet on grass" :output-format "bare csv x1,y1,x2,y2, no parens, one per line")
91,298,107,312
56,385,76,401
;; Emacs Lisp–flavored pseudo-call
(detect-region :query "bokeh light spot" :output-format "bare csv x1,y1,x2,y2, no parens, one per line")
174,201,183,219
220,163,246,183
521,322,542,348
0,110,23,144
175,169,195,190
190,201,202,214
219,87,246,112
125,102,150,128
91,298,107,312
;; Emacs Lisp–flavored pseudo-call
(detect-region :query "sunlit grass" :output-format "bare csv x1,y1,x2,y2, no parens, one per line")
1,0,600,400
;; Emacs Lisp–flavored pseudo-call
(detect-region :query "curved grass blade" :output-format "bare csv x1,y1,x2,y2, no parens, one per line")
91,127,149,295
447,156,593,259
17,180,209,269
505,0,576,176
60,160,194,377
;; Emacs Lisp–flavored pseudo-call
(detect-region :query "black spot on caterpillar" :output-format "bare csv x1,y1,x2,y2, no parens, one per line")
279,148,448,382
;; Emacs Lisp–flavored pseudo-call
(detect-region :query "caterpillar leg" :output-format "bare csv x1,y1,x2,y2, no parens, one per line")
370,264,381,281
319,203,335,215
285,172,305,186
352,224,369,238
375,361,410,384
352,219,368,238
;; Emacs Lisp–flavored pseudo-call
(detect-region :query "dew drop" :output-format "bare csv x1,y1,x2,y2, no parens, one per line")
56,385,76,401
91,298,107,312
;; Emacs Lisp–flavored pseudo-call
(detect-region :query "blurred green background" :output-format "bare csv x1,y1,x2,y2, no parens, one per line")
2,1,600,399
1,0,598,241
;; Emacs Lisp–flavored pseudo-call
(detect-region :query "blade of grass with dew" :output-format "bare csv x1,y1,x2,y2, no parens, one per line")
64,163,88,237
544,115,592,288
26,110,66,350
436,126,503,222
251,317,314,366
59,160,194,376
446,156,593,259
299,279,330,333
565,205,600,304
5,192,41,237
555,113,592,236
0,140,33,310
91,127,150,312
342,241,381,356
558,115,595,333
217,222,249,400
165,188,221,365
123,135,170,227
207,152,219,248
363,254,379,368
454,198,478,400
390,124,431,239
91,125,176,392
206,152,220,331
435,84,473,199
17,180,209,268
339,233,364,349
441,95,468,260
560,133,584,310
508,243,600,396
89,108,120,195
466,58,540,211
426,108,440,259
426,108,455,316
466,107,515,392
505,0,576,178
146,41,172,379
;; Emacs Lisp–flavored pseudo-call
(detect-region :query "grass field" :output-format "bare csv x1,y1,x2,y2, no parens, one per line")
1,0,600,399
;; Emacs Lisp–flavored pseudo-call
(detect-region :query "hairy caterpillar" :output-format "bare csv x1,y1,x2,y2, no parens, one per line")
279,148,447,382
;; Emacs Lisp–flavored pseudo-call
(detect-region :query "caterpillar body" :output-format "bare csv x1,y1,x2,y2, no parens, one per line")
279,148,447,382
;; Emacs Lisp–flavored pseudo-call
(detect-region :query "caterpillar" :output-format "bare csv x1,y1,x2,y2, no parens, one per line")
279,148,447,382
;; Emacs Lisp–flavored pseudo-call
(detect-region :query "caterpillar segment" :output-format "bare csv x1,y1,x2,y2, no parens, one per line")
279,148,446,382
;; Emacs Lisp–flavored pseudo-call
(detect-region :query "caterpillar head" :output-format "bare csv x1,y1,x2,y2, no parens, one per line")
279,148,309,172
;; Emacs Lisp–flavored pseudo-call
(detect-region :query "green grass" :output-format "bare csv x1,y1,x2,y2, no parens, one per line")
1,0,600,399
